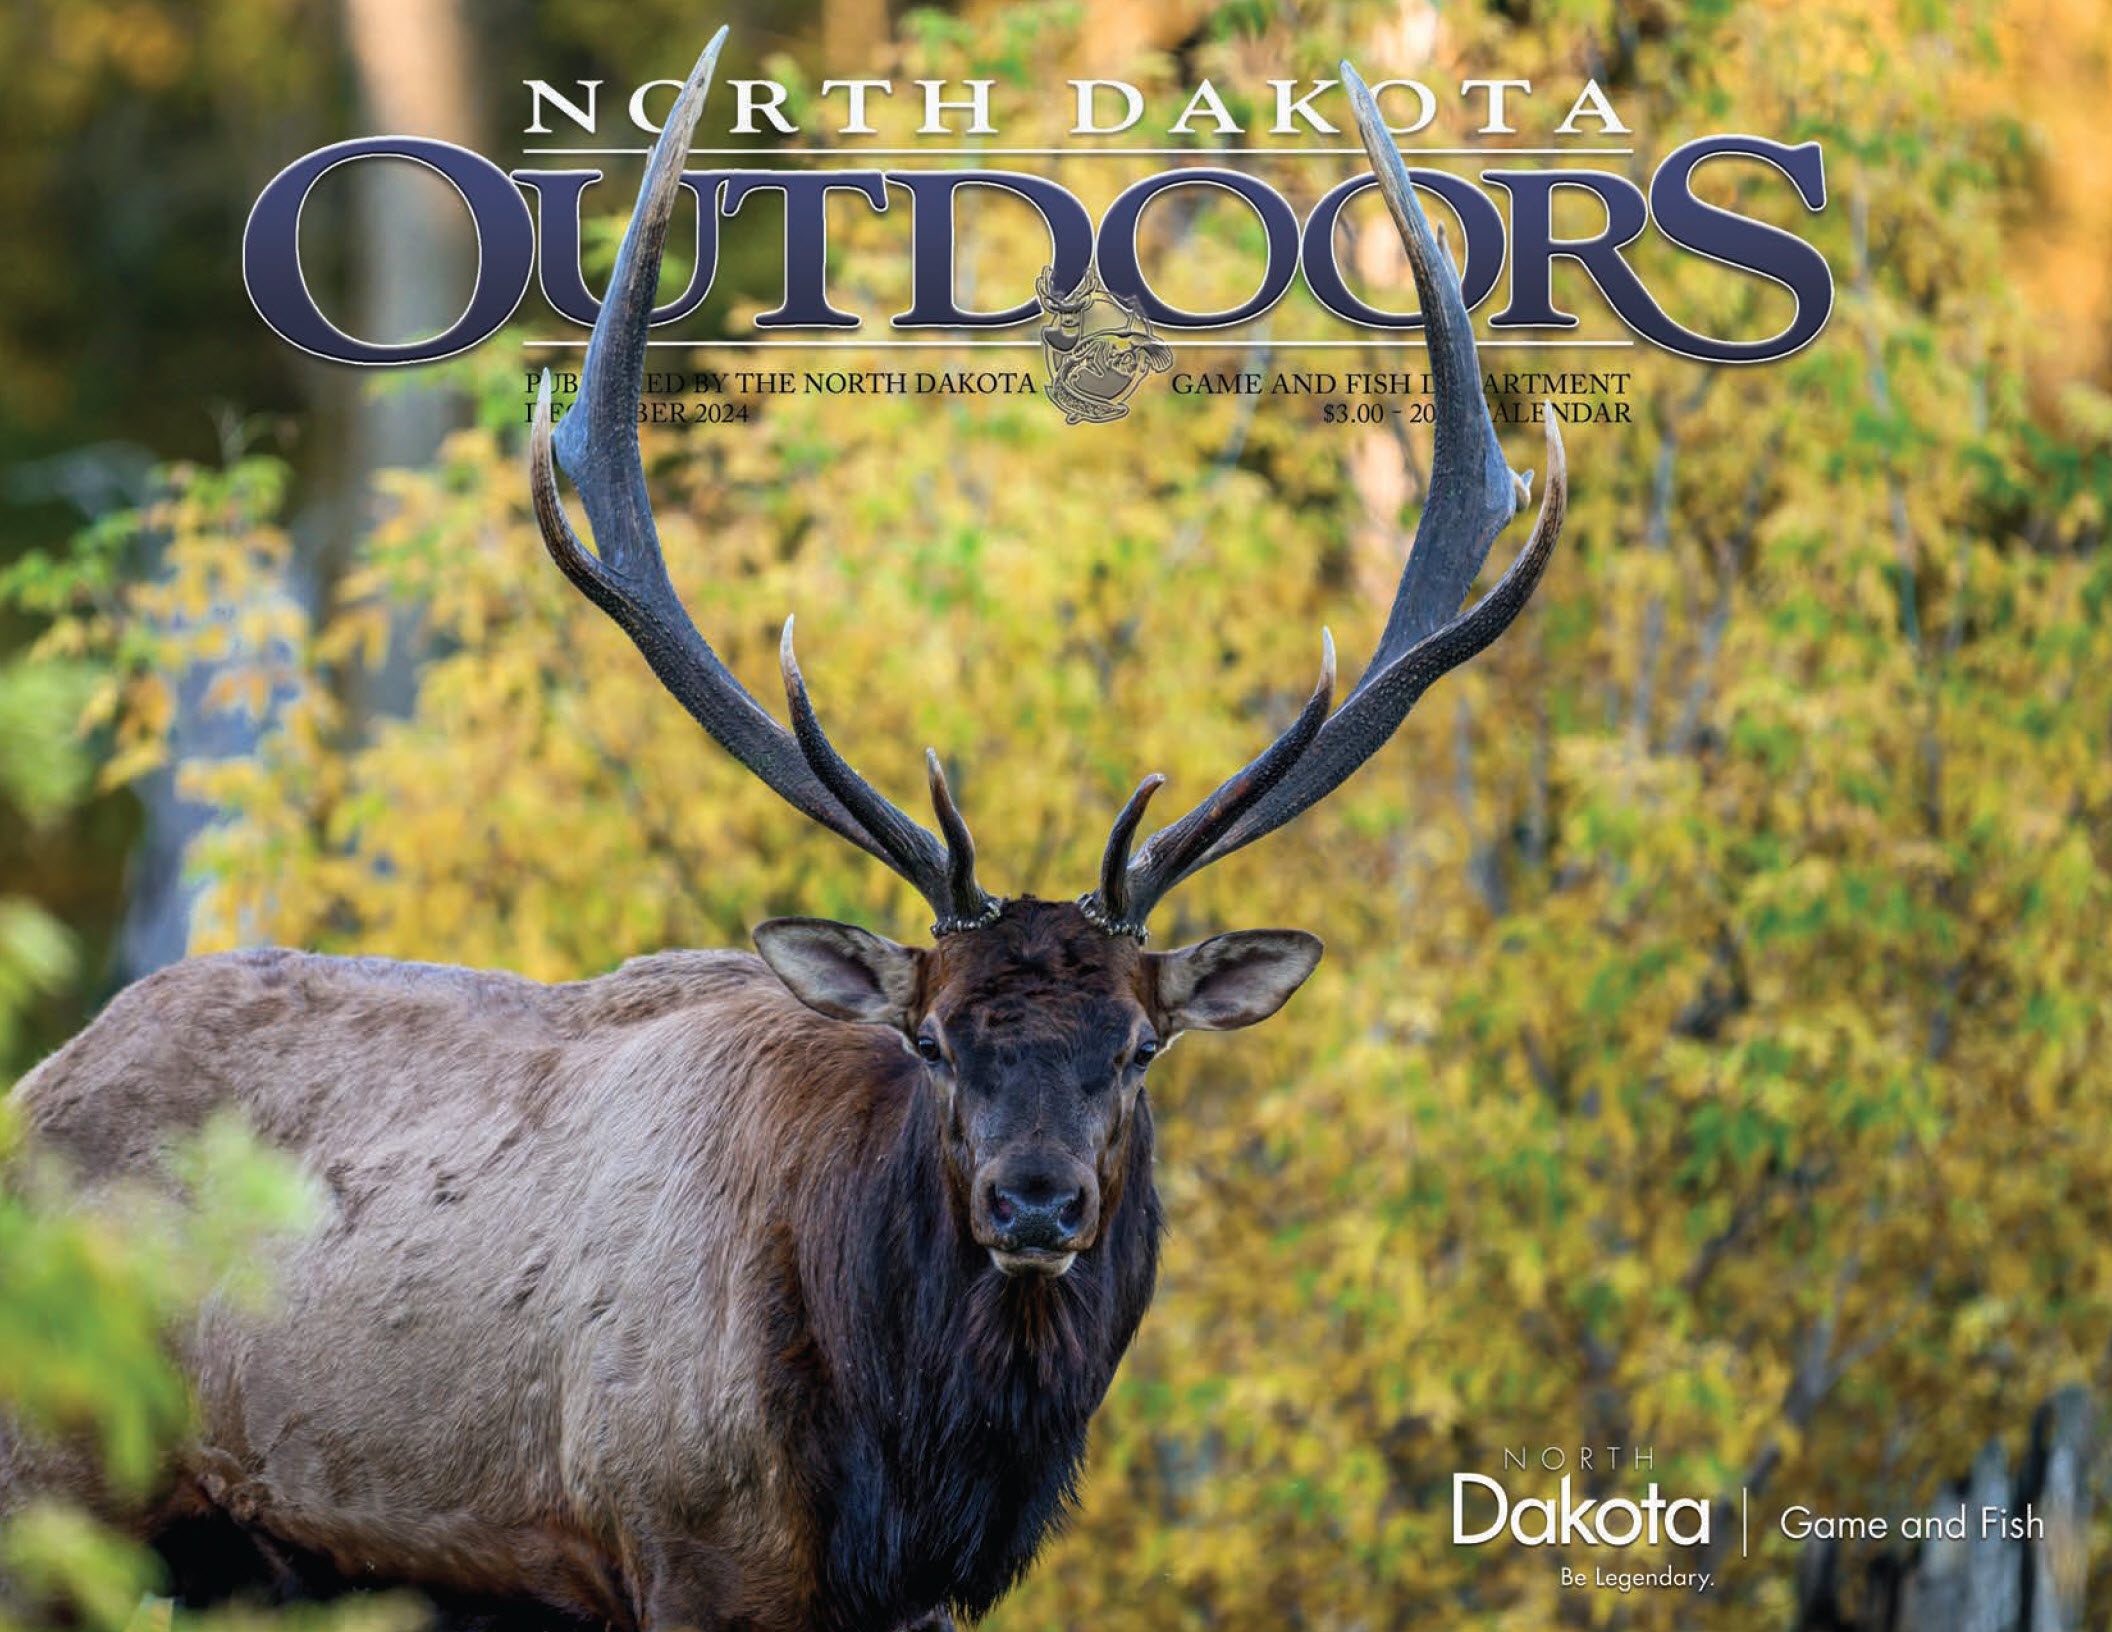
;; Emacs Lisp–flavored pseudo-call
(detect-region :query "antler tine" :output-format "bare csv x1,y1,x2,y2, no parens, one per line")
777,629,993,933
547,29,728,585
1083,60,1569,934
774,616,941,876
925,749,1000,933
1094,633,1336,935
1182,64,1567,866
1198,416,1564,866
1186,65,1568,870
1081,773,1165,936
1339,60,1527,685
531,28,995,930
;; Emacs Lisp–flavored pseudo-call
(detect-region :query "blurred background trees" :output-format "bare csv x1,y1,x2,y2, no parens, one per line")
3,0,2111,1626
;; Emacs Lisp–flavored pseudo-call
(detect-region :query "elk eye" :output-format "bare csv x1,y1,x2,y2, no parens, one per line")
915,1032,946,1067
1132,1037,1160,1069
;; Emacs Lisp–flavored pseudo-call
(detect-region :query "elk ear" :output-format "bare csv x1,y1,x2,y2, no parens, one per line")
1151,930,1323,1033
753,919,921,1027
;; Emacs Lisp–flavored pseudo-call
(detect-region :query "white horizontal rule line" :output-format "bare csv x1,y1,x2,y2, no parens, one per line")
518,146,1635,158
519,337,1638,349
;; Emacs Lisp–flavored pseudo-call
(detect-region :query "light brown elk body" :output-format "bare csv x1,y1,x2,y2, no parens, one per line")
1,30,1565,1632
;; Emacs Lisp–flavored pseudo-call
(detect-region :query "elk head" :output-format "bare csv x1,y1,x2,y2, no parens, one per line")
529,31,1567,1278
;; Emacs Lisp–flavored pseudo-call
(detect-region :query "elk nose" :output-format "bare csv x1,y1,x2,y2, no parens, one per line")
988,1176,1088,1251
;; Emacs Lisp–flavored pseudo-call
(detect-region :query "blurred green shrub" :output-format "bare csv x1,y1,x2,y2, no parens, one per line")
0,1103,355,1629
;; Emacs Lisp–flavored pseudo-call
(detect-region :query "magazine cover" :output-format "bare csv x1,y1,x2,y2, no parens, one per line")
0,1,2106,1628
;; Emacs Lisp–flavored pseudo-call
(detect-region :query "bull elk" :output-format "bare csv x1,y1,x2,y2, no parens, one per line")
1,28,1565,1632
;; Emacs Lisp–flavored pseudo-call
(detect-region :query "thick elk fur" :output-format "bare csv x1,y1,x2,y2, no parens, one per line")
2,901,1161,1629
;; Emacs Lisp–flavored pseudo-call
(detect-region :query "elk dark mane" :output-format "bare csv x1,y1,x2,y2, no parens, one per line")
775,961,1161,1628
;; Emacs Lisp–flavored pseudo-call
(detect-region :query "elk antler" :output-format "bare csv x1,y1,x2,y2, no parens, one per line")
1081,61,1570,940
529,29,1000,935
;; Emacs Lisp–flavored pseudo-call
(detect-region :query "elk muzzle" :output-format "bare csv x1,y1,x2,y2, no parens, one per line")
975,1152,1099,1277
